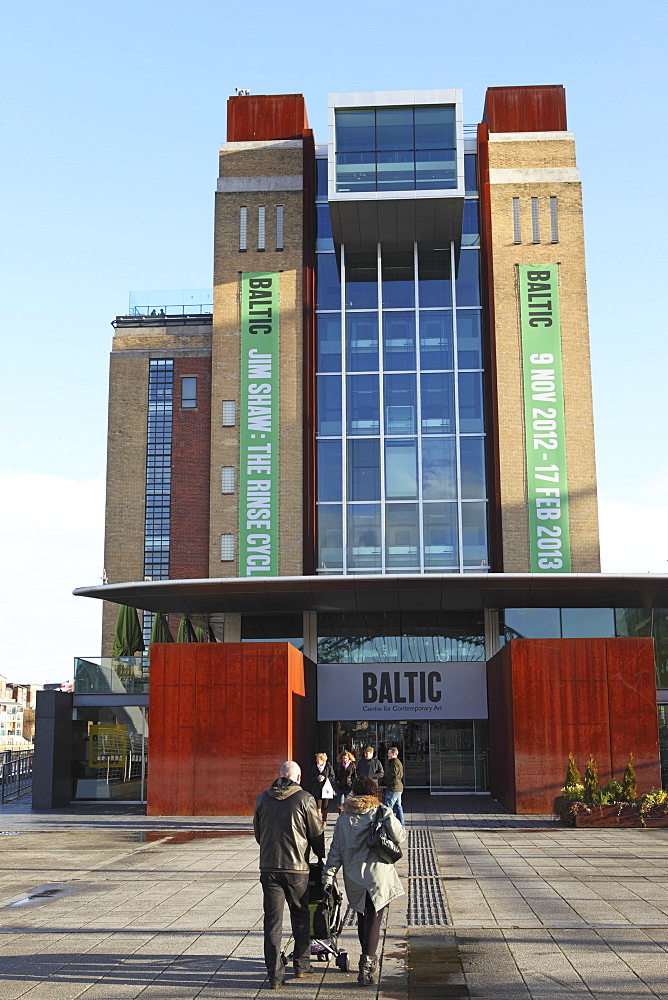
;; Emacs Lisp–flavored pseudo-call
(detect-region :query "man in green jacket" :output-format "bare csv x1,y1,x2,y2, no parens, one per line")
254,761,325,988
383,747,404,826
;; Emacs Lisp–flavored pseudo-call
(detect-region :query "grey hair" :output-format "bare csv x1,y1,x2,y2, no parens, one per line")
280,760,301,781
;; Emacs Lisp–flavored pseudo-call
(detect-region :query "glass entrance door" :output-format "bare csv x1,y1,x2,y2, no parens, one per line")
376,721,430,788
429,720,488,792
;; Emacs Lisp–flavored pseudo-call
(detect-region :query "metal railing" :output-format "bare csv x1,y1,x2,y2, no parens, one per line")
0,751,33,804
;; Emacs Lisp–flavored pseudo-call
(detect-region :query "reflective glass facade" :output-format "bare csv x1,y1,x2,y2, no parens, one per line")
335,106,457,193
316,149,487,574
143,359,173,641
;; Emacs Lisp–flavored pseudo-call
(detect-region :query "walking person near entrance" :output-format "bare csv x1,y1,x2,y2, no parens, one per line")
356,746,384,784
322,777,405,985
383,747,404,826
253,761,325,989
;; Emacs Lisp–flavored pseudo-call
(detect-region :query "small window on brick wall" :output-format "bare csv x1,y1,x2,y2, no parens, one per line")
276,205,284,250
221,467,235,494
531,197,540,244
257,206,266,251
220,534,235,561
181,376,197,408
550,196,559,243
512,198,521,244
222,400,236,426
239,207,247,252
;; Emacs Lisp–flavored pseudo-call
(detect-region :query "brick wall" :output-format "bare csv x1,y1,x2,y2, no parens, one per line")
481,128,600,572
210,138,308,577
170,357,212,579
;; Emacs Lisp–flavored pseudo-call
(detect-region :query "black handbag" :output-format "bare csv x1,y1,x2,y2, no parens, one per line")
365,806,403,864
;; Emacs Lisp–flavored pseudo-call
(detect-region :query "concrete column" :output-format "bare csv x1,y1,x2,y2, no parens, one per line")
32,691,73,809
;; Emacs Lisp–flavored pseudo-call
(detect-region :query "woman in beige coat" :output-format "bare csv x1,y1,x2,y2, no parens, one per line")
322,776,405,985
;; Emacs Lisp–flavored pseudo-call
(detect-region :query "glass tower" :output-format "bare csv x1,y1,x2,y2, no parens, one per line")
315,107,487,575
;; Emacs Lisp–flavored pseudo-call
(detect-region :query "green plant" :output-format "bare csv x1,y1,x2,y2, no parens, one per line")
638,788,668,826
599,778,624,805
622,754,638,803
583,755,599,805
563,753,581,790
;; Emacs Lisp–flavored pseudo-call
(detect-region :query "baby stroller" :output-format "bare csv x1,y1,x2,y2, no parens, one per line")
281,861,350,972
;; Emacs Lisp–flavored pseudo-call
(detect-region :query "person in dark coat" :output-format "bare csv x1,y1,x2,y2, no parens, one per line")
310,751,336,825
356,746,384,784
253,760,325,988
334,750,357,813
383,746,405,826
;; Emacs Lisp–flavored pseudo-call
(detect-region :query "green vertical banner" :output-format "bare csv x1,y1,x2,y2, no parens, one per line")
518,265,571,572
239,273,280,576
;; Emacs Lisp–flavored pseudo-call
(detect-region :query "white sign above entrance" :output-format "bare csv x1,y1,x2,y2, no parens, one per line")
317,662,487,722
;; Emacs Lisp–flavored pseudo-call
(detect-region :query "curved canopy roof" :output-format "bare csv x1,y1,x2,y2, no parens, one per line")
74,573,668,615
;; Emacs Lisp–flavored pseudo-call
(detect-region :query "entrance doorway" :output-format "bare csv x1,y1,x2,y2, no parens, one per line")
334,720,488,793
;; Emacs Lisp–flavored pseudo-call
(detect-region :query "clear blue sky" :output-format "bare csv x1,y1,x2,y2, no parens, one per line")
1,0,666,683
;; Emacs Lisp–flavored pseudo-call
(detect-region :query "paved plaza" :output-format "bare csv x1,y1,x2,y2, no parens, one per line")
0,795,665,998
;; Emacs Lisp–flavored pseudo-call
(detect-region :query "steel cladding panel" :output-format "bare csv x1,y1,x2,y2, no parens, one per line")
486,638,659,814
147,642,310,815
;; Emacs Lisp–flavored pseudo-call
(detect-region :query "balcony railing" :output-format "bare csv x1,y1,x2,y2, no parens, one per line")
74,657,150,696
128,288,213,317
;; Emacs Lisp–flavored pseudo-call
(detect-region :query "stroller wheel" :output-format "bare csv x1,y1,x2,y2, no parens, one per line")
336,950,350,972
317,951,329,961
280,951,287,967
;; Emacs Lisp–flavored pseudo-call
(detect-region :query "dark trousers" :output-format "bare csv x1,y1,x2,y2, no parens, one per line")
357,892,386,958
260,871,310,983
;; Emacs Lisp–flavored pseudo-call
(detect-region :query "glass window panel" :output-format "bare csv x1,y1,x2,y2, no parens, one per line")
423,502,458,568
336,152,376,192
459,437,486,499
414,106,456,149
316,313,341,373
415,149,457,189
419,311,453,370
382,312,415,370
377,150,415,191
346,313,379,372
347,374,380,435
561,608,615,639
345,251,378,309
384,373,416,434
316,157,328,199
461,502,488,567
316,204,333,241
418,248,452,307
336,110,376,152
381,250,414,308
464,154,478,195
385,439,418,499
504,608,561,640
316,375,341,435
181,376,197,407
375,108,414,150
348,439,380,501
462,201,479,246
422,437,456,500
455,250,480,306
317,440,342,502
317,253,340,309
653,612,668,687
421,373,454,433
458,372,484,432
318,505,343,570
456,311,482,369
347,504,381,569
386,503,419,569
615,608,652,639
